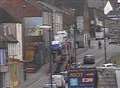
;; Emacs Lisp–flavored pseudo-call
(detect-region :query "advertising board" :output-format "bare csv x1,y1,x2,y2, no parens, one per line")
24,17,43,36
68,68,97,88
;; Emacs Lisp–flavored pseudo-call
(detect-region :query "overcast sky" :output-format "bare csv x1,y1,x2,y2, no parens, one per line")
118,0,120,3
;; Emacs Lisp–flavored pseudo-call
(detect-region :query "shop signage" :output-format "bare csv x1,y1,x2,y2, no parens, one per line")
68,68,97,88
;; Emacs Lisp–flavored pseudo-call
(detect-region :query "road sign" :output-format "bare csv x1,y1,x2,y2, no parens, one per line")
68,68,97,88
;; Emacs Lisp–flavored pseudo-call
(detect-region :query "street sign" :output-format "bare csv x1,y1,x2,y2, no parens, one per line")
68,68,97,88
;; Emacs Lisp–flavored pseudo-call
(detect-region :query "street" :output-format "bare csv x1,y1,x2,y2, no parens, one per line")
22,39,120,88
1,1,120,88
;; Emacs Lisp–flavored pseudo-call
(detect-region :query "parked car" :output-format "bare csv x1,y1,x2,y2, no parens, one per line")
109,38,118,44
70,62,82,68
60,71,68,83
101,63,117,68
83,55,95,64
54,31,68,43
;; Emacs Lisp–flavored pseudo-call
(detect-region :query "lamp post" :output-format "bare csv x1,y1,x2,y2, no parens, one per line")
103,21,107,63
71,9,77,64
103,0,113,63
40,8,55,88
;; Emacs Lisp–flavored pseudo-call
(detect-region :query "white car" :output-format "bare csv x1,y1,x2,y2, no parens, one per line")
101,63,117,68
60,71,68,82
54,31,68,43
56,31,68,37
70,62,82,68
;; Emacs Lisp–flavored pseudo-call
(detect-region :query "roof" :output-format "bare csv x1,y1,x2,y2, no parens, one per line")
0,8,18,23
0,0,68,22
103,63,114,66
62,0,86,16
0,0,42,22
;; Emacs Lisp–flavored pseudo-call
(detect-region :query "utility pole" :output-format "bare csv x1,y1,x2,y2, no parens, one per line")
74,24,77,64
39,26,53,88
72,9,77,64
103,0,113,63
103,10,107,64
103,22,107,63
49,28,53,88
49,10,55,88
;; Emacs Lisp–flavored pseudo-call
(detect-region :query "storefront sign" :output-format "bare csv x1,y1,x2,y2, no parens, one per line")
24,17,43,36
68,68,97,88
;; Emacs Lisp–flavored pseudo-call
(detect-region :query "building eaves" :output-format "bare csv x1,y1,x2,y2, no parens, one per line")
24,0,70,15
0,8,18,23
0,0,42,22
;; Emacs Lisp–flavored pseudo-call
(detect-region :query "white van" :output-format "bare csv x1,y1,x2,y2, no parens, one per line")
54,31,68,43
52,75,65,88
56,31,68,37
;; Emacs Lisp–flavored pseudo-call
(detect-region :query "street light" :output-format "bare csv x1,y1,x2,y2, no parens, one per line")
103,22,107,63
104,0,113,63
71,9,77,64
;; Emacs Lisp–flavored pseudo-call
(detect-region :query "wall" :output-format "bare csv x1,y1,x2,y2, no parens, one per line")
43,11,63,32
0,23,23,61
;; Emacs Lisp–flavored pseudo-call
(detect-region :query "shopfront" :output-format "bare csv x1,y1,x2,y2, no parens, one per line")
0,73,3,88
0,48,8,88
0,65,8,88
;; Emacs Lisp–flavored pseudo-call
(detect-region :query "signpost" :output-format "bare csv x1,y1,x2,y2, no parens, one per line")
68,68,97,88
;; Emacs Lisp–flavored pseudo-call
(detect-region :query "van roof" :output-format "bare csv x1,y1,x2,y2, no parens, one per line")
52,75,64,78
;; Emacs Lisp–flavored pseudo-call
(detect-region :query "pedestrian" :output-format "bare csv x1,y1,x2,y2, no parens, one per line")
88,39,91,48
98,40,102,49
70,56,74,64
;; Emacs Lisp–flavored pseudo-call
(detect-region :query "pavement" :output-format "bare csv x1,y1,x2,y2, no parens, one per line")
21,63,49,88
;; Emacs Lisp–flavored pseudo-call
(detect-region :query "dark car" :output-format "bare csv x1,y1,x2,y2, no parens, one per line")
83,55,95,64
